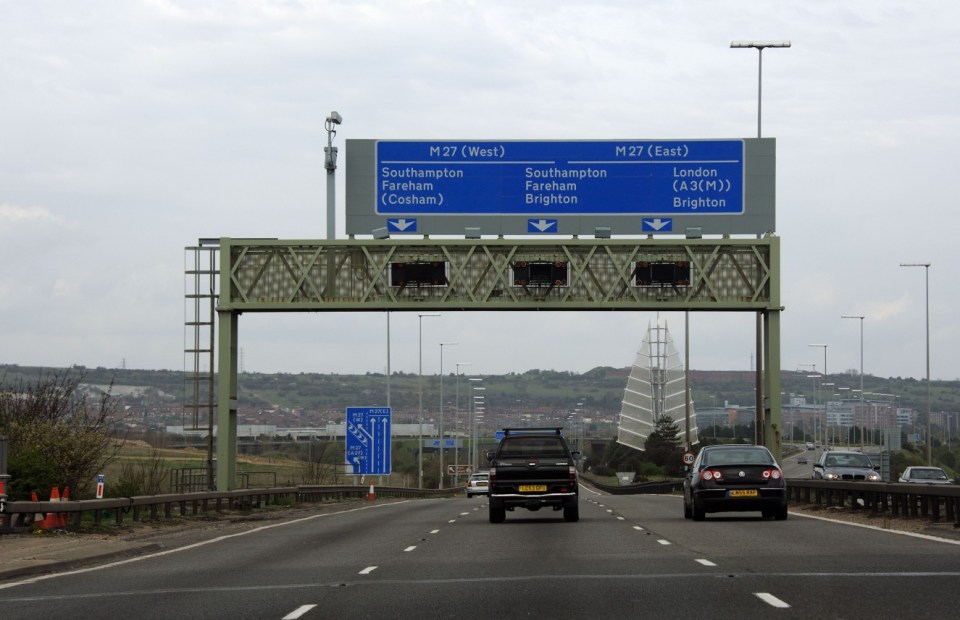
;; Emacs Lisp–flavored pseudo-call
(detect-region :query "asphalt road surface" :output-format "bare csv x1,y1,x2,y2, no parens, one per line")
1,489,958,619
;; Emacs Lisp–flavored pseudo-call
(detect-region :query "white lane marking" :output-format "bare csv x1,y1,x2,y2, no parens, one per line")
633,526,644,531
791,511,960,546
0,500,415,591
755,592,790,609
616,516,625,521
282,604,317,619
404,545,417,552
657,539,671,546
580,484,602,496
606,509,613,513
430,529,440,534
359,566,378,575
448,519,456,523
460,512,469,516
696,559,717,567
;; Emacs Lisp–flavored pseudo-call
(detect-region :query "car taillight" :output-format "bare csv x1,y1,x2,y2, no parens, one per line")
489,467,496,484
701,469,723,481
568,465,577,483
762,469,782,480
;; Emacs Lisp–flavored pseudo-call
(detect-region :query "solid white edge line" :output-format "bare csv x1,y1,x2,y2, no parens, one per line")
791,511,960,546
755,592,790,608
0,501,414,591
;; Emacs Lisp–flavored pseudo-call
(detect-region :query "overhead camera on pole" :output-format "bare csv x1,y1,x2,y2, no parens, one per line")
324,110,342,242
324,111,342,172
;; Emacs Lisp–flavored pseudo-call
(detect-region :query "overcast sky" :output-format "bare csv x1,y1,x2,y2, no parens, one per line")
2,1,958,382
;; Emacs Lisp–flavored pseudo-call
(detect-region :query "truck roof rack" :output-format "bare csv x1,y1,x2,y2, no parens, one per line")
502,427,564,436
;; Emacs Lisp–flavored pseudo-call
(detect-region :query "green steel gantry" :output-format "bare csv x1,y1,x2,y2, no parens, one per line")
191,235,782,489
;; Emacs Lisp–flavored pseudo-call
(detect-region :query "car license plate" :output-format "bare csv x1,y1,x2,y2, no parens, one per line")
729,489,758,497
519,485,547,492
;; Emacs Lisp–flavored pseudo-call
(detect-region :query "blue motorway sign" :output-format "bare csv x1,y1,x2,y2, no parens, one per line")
345,407,391,475
374,140,744,216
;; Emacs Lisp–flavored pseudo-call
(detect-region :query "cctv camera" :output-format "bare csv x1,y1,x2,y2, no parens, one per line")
327,111,342,125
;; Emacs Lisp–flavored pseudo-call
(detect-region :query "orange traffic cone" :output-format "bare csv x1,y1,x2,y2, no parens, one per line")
39,487,61,529
31,490,45,527
367,484,376,500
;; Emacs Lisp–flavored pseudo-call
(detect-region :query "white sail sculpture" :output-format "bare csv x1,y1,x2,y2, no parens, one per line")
617,320,699,450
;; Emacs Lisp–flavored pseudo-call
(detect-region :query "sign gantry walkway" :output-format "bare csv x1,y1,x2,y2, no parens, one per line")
219,236,778,311
203,235,782,490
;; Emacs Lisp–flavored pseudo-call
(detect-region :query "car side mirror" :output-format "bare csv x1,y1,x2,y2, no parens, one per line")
485,450,495,462
571,451,582,461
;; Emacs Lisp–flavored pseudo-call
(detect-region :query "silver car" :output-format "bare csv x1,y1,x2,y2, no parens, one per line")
466,472,489,497
813,450,880,481
899,466,953,484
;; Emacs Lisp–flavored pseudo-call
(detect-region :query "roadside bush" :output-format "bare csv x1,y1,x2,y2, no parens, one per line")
7,448,59,500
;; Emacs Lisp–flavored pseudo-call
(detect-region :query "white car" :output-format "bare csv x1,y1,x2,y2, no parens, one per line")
899,466,953,484
466,472,489,497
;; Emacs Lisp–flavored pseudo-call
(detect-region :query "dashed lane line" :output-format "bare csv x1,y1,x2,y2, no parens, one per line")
755,592,791,609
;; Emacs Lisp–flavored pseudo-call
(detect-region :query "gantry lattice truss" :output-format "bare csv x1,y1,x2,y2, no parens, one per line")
218,236,780,312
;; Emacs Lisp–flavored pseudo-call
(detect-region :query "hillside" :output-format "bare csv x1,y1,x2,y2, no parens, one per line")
2,363,957,419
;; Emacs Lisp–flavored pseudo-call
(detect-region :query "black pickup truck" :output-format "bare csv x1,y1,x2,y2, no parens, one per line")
486,427,581,523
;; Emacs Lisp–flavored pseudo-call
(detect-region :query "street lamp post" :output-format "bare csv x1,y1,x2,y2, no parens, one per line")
900,263,932,464
438,342,458,490
841,315,865,450
417,313,440,489
806,373,820,446
808,344,828,447
469,379,484,469
730,41,792,138
472,386,485,468
730,40,790,451
454,362,471,486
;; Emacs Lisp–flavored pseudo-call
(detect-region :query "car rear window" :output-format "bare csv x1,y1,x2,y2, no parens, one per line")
704,448,774,466
498,437,567,457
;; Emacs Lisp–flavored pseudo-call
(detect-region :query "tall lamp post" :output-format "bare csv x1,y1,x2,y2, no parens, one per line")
900,263,932,464
437,342,458,489
417,313,440,488
730,40,790,454
469,379,484,469
472,386,485,468
841,315,865,450
808,344,828,447
454,362,471,486
730,41,792,138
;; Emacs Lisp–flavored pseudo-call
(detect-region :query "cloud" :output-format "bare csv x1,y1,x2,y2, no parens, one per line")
0,204,64,225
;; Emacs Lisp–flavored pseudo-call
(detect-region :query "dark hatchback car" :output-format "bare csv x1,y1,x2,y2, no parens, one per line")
683,444,787,521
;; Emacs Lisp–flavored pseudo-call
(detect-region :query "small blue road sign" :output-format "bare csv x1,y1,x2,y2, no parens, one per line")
346,407,392,475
